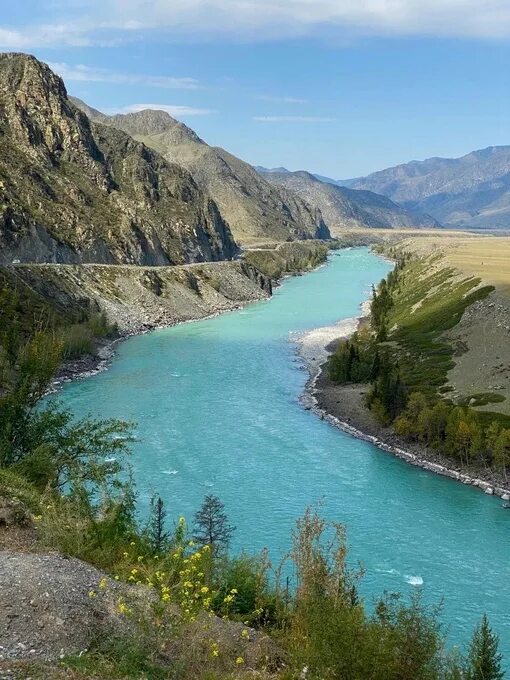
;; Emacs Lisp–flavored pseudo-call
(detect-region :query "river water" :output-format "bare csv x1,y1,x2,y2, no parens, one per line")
57,248,509,658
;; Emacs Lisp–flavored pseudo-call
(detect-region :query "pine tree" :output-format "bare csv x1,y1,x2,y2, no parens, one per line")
146,494,170,554
466,614,504,680
193,494,235,554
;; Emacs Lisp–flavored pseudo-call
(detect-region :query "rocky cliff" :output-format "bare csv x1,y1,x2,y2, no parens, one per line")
72,100,331,244
10,260,272,339
0,54,238,265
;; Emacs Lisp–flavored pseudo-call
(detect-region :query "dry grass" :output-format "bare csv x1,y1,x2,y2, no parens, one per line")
445,238,510,296
386,233,510,297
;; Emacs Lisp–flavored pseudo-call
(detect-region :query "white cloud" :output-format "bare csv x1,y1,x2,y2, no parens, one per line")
0,22,118,48
254,116,335,123
48,62,199,89
72,0,510,40
4,0,510,48
109,103,216,117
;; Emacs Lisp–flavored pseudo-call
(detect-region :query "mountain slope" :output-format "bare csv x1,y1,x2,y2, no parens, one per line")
349,146,510,229
259,169,438,233
73,103,330,244
0,54,238,265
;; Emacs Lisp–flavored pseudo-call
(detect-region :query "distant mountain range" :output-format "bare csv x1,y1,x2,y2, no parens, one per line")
257,169,438,234
339,147,510,230
4,52,508,271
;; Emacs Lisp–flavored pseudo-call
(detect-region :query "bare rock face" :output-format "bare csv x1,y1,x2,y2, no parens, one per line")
0,53,238,265
73,100,331,244
0,552,132,660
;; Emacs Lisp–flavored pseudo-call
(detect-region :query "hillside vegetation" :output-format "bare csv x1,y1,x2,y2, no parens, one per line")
328,234,510,481
244,240,330,279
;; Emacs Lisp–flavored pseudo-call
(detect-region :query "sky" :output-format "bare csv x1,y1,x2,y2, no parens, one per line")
1,0,510,178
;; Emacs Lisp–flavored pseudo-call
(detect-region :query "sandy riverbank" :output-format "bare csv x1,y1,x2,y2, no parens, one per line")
297,304,510,501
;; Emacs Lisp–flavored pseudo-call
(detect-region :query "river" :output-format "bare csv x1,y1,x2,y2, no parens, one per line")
56,247,509,658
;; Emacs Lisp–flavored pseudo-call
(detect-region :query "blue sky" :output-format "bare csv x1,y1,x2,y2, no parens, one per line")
1,0,510,177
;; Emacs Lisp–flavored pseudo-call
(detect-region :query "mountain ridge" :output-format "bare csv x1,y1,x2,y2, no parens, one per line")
348,145,510,229
72,101,331,244
258,168,439,233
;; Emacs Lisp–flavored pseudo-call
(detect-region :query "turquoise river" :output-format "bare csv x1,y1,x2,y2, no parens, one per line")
57,248,509,659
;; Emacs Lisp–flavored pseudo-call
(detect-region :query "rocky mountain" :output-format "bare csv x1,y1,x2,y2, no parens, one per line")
72,101,330,244
0,54,238,265
259,169,438,234
348,146,510,229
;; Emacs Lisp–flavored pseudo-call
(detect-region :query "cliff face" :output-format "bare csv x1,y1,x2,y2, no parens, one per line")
0,54,238,265
72,102,331,244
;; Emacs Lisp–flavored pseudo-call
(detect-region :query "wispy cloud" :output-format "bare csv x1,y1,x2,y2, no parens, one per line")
0,22,120,48
48,62,200,89
4,0,510,49
109,103,216,117
254,115,335,123
256,94,309,104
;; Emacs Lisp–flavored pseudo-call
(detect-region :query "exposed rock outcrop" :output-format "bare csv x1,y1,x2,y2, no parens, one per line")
10,260,272,337
0,54,238,266
0,552,133,660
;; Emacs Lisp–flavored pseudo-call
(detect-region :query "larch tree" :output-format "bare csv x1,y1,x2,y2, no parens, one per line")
192,494,235,554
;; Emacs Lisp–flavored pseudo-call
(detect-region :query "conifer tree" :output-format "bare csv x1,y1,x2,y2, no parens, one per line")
193,494,235,554
146,494,170,554
466,614,504,680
